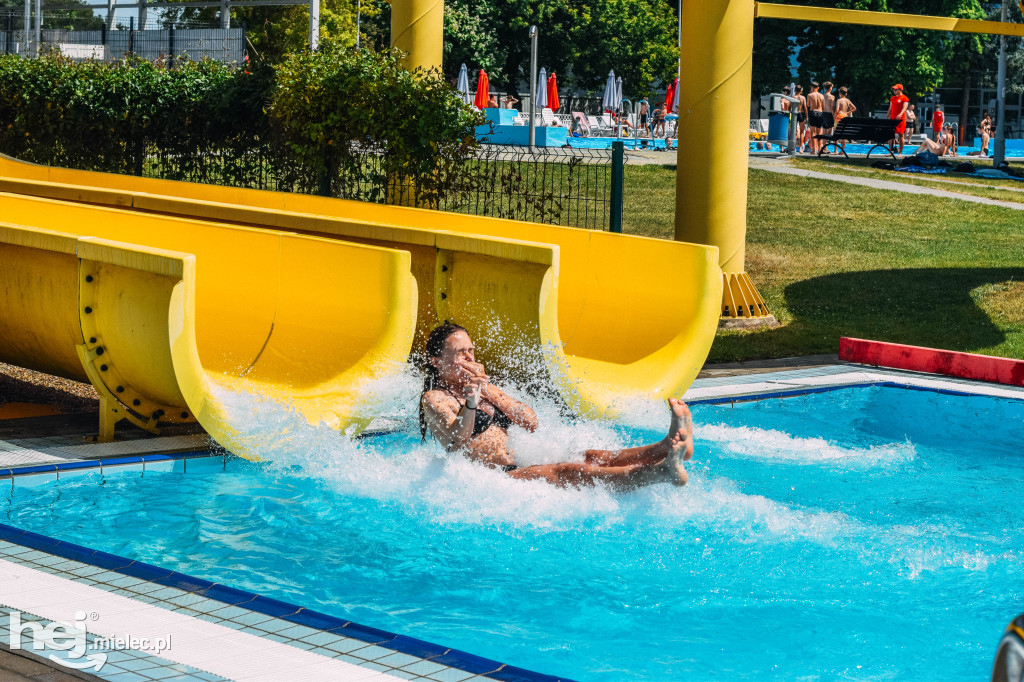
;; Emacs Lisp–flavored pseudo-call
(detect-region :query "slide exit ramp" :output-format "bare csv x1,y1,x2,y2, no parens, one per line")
0,155,723,416
0,195,416,456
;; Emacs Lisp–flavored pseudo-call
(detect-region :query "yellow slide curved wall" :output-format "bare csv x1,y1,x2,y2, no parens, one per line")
0,155,722,416
0,192,417,453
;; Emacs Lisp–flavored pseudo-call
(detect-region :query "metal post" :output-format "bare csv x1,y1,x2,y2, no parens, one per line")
139,0,146,31
5,14,11,55
308,0,318,49
609,140,624,233
220,0,229,29
994,0,1008,166
105,0,115,30
128,15,133,54
355,0,360,48
33,0,40,56
528,25,537,151
168,22,174,68
22,0,29,55
100,21,106,46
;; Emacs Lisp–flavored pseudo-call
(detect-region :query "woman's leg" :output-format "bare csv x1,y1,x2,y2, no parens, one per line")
509,456,686,489
582,399,693,468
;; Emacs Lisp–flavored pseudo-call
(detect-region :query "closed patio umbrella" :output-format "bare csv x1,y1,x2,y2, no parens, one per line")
536,67,548,109
601,70,618,112
665,79,677,113
474,69,489,109
457,63,471,105
671,77,679,113
547,72,560,112
615,76,623,110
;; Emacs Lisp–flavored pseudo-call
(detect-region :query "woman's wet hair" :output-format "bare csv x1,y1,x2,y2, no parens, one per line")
419,322,467,441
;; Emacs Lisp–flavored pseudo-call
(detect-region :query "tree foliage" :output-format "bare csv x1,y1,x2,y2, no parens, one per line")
270,44,485,205
760,0,990,109
441,0,679,96
0,48,483,206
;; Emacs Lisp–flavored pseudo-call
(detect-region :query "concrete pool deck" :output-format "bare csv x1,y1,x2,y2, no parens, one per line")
1,357,1022,681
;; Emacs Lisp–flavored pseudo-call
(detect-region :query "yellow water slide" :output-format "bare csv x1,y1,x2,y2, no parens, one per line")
0,192,417,453
0,155,723,417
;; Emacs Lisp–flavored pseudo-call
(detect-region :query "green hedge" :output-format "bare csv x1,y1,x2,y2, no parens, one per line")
0,48,485,201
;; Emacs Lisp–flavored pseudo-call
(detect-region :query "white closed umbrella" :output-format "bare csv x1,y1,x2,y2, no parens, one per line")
457,63,471,105
601,70,618,112
536,67,548,108
672,78,679,113
615,76,623,112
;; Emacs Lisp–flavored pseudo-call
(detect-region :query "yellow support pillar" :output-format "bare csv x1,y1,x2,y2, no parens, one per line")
675,0,777,328
388,0,443,206
389,0,443,74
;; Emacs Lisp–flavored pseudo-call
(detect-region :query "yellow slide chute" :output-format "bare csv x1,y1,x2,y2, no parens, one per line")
0,153,721,432
0,194,416,452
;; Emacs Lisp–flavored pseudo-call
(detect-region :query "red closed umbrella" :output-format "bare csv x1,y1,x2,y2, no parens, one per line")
474,69,490,109
665,79,676,113
547,72,560,112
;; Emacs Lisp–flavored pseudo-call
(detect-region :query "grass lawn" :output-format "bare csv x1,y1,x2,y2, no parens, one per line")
789,156,1024,205
622,162,1024,363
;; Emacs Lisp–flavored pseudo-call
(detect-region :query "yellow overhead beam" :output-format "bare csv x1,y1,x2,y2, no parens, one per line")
755,2,1024,37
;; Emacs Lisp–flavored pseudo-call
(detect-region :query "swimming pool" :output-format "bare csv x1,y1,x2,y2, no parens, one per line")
3,381,1022,680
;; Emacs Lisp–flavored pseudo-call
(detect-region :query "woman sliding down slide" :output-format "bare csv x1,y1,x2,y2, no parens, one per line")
419,323,692,488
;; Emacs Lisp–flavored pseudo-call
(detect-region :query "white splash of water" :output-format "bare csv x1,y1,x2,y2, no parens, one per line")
699,423,917,469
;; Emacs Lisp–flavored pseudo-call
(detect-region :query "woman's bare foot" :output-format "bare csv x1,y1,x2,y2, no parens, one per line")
661,398,693,485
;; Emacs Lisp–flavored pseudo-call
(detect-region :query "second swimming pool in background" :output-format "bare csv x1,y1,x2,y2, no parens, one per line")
3,384,1022,680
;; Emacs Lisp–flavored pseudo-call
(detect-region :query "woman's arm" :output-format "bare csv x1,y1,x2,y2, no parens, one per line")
481,384,539,432
422,379,485,450
455,358,539,432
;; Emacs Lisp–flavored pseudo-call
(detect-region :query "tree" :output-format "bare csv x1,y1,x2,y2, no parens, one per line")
779,0,988,112
752,20,796,97
440,0,679,99
160,0,383,62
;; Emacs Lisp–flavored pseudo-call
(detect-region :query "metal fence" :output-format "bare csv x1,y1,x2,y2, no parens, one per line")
138,142,625,231
1,12,244,63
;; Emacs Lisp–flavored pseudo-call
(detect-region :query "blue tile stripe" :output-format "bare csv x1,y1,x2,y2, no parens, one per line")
7,449,215,477
687,380,1024,406
0,507,576,681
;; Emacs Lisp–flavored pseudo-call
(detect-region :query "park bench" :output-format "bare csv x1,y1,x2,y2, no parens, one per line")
815,117,903,159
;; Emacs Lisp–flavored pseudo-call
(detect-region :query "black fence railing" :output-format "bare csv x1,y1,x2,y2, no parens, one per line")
140,142,625,231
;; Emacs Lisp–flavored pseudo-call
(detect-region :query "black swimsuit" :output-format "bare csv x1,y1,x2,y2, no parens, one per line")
458,393,517,472
472,404,512,436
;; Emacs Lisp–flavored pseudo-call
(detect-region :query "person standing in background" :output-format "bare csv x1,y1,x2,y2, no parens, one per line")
822,81,836,135
833,86,857,154
905,104,917,145
932,105,945,141
888,84,910,155
806,82,826,155
794,85,808,153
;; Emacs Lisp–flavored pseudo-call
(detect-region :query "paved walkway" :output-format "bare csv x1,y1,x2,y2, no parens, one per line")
748,157,1024,211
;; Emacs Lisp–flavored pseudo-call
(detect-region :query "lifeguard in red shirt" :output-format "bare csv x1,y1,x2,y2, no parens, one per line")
932,106,945,141
888,84,910,155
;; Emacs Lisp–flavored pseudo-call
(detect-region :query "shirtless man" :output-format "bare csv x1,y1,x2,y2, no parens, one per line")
822,81,836,135
833,86,857,154
806,82,826,154
419,323,692,488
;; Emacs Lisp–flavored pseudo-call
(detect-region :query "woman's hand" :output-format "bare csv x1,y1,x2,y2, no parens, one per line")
457,358,488,381
462,377,486,409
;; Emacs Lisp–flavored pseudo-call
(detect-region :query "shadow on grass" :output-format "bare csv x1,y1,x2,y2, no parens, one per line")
710,267,1024,361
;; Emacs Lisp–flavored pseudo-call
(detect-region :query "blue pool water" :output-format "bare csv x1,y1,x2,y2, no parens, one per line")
4,382,1023,680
